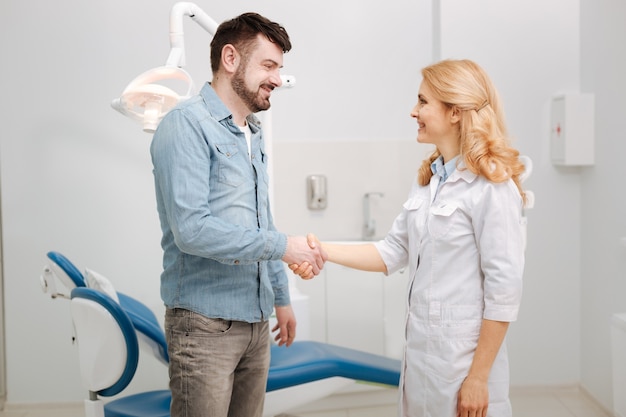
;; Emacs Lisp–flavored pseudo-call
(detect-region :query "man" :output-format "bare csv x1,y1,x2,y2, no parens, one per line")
150,12,326,417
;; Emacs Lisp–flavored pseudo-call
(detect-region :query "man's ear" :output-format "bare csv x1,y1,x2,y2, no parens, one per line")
221,44,239,73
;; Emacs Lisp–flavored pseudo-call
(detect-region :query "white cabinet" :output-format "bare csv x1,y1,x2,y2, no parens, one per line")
550,93,595,166
294,262,409,359
326,264,386,355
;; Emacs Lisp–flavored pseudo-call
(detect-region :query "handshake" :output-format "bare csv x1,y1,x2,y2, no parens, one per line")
282,233,324,280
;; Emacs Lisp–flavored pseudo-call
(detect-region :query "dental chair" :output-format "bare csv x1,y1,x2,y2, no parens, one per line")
42,251,402,417
41,251,169,364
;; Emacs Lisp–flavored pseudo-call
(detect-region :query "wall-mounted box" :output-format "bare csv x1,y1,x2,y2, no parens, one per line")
550,93,595,166
306,174,327,210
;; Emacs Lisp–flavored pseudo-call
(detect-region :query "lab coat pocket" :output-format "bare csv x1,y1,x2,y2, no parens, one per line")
427,338,477,384
403,195,424,211
426,304,481,383
427,200,459,239
403,196,426,237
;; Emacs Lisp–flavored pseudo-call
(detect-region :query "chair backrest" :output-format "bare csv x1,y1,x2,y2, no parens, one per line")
41,251,169,365
70,287,139,397
118,293,169,365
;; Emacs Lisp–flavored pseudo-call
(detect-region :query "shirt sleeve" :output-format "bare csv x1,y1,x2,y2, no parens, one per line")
375,209,410,275
375,183,422,275
473,180,525,322
267,197,290,306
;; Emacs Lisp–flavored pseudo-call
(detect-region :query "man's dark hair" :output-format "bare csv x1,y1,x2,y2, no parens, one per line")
210,12,292,73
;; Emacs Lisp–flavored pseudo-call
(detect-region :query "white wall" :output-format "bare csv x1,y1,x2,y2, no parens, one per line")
0,0,619,412
580,0,626,411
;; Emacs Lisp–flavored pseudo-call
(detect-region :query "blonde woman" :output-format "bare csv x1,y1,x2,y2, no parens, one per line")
293,59,526,417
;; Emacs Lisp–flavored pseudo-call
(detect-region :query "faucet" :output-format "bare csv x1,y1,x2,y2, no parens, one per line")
363,192,384,240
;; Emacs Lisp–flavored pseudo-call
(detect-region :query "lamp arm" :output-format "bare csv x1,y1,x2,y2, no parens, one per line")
166,2,219,67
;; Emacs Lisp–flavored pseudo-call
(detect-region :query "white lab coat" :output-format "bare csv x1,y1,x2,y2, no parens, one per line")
375,164,524,417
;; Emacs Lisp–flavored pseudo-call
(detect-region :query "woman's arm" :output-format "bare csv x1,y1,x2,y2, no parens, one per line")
457,319,509,417
290,234,387,279
321,242,387,273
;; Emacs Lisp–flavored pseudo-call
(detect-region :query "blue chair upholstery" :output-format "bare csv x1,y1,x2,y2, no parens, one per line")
117,293,169,364
268,341,401,391
47,251,86,288
103,391,171,417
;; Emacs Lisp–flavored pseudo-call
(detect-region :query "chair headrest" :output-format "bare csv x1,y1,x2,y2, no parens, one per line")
47,251,86,287
41,251,86,299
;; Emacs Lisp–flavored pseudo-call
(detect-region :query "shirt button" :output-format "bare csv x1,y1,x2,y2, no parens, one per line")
234,260,240,265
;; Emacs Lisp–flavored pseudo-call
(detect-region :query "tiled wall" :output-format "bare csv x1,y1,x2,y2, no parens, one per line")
272,139,434,241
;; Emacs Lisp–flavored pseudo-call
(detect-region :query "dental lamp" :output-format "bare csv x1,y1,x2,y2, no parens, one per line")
111,2,295,133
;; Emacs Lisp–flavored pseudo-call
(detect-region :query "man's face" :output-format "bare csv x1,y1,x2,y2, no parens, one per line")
231,34,284,113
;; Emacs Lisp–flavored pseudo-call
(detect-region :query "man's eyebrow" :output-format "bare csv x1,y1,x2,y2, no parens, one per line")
262,58,282,68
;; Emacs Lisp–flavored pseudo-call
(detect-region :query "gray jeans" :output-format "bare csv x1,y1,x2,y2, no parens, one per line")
165,308,270,417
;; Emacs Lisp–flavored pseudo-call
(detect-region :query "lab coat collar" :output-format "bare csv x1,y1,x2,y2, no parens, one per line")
447,158,478,184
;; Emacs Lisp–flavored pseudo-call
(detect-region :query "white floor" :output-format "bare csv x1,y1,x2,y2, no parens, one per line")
0,385,613,417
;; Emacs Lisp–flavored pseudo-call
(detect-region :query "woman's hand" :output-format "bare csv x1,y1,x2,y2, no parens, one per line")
457,375,489,417
289,261,314,279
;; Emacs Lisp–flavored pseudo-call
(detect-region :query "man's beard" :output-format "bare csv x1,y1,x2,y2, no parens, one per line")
231,65,271,113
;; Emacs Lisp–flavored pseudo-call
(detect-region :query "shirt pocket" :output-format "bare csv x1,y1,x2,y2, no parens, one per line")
427,200,459,239
215,143,245,187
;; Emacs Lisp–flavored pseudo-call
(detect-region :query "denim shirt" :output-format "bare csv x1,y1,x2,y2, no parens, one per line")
150,82,290,323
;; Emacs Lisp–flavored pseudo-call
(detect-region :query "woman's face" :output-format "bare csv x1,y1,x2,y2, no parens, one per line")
410,81,460,153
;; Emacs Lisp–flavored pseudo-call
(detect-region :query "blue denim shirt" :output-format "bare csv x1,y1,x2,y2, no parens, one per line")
150,83,290,323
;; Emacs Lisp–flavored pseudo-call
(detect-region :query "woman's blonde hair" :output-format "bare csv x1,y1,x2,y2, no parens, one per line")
417,59,526,201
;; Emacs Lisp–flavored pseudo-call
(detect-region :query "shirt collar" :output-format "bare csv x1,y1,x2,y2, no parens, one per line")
200,82,261,131
430,155,460,182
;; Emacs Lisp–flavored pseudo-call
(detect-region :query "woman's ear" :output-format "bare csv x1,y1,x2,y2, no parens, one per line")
221,44,239,73
449,106,461,124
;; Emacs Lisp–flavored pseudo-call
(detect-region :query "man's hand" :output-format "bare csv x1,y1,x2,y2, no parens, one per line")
272,305,296,347
282,234,327,276
288,233,322,279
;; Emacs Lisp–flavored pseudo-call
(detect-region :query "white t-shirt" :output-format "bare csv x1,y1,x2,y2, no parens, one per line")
238,123,252,161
